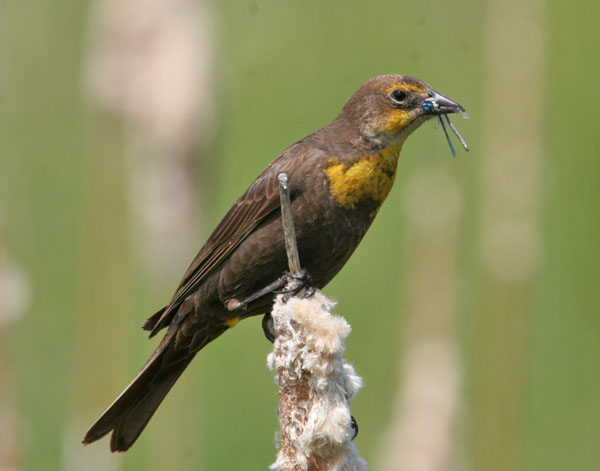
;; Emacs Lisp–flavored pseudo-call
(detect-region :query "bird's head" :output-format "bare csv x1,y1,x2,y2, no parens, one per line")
339,74,465,150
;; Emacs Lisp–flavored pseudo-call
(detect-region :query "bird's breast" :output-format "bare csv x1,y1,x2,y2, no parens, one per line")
323,146,401,212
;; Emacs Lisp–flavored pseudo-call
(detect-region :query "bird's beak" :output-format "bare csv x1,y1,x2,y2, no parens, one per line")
422,89,465,115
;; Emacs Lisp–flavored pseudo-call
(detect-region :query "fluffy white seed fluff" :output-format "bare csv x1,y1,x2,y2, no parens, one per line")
267,290,366,471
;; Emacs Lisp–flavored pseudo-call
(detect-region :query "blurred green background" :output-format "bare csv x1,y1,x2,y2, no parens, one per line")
1,0,599,470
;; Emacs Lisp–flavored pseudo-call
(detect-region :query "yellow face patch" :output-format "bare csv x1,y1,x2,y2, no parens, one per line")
225,316,241,328
380,108,413,135
324,147,401,210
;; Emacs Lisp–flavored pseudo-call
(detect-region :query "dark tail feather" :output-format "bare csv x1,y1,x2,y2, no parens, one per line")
141,307,166,332
142,306,179,339
83,345,195,452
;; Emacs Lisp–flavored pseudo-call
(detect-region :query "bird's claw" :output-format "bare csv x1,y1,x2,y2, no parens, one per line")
274,269,314,302
262,313,275,343
350,415,359,440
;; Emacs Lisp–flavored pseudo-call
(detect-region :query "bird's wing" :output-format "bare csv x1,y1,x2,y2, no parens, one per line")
147,153,295,336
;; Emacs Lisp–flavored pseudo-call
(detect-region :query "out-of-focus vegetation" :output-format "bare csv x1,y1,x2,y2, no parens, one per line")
0,0,598,470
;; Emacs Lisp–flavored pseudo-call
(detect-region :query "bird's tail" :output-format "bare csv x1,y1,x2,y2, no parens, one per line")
82,338,195,452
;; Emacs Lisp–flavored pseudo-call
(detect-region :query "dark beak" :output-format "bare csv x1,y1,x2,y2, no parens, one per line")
423,89,465,114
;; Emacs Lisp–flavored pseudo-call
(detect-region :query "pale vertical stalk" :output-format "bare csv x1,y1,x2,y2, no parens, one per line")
84,0,217,278
71,0,216,468
472,0,546,470
377,166,463,471
278,173,301,276
0,245,29,470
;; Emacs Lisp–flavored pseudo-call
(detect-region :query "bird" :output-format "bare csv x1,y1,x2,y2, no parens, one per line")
83,74,466,452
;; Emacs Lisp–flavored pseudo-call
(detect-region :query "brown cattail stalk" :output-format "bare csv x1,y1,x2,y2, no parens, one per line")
269,173,365,471
267,292,365,471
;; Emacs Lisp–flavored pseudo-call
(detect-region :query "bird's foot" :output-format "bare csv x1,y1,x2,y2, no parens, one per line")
226,270,314,343
273,269,314,302
260,270,314,343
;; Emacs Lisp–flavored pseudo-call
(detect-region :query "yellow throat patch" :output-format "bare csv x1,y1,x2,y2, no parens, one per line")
324,146,401,210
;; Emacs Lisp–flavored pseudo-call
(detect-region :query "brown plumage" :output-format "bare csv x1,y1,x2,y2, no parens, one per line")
82,74,465,452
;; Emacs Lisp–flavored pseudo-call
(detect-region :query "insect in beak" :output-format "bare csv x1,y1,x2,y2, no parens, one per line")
422,89,470,157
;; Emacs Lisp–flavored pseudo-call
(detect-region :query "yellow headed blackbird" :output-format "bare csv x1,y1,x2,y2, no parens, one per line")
83,74,465,451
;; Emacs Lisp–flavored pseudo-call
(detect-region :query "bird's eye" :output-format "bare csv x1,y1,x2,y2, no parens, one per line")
391,89,407,103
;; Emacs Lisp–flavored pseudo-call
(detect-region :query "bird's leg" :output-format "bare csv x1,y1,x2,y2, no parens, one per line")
226,269,314,312
225,276,289,311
